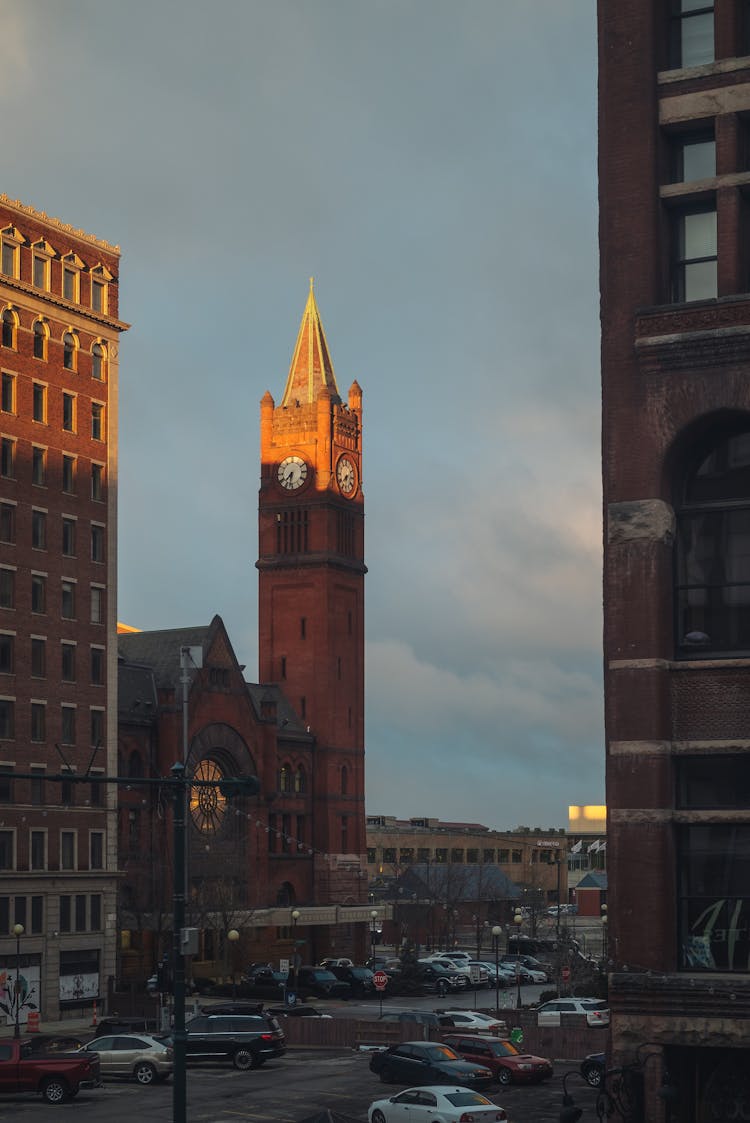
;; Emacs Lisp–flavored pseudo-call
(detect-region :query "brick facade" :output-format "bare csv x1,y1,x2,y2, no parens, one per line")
0,195,127,1022
600,1,750,1116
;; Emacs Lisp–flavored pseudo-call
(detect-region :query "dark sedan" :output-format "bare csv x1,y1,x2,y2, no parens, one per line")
330,965,375,996
369,1040,493,1088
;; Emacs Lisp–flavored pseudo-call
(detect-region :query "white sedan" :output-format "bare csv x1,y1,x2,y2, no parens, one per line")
368,1086,507,1123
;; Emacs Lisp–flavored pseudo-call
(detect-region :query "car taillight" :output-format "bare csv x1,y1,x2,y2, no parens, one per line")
459,1114,506,1122
260,1033,273,1041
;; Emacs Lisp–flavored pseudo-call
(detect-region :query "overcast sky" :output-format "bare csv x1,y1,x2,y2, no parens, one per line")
6,0,601,831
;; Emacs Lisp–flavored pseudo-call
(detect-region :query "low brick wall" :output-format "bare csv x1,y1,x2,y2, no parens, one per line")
279,1011,608,1059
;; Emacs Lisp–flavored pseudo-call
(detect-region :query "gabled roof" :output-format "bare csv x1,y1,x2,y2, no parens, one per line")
280,279,340,407
576,871,608,890
118,623,212,689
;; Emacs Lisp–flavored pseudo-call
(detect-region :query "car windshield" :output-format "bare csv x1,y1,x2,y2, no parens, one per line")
445,1092,492,1106
490,1041,518,1056
311,970,336,981
427,1045,459,1061
350,968,371,979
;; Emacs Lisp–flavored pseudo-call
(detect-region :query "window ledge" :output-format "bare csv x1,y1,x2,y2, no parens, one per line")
659,55,750,86
660,171,750,198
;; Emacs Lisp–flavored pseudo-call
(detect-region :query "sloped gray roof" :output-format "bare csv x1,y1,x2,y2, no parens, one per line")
576,871,608,890
118,660,158,721
118,624,212,689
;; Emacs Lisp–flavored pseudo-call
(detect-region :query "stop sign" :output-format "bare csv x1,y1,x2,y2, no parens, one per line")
373,970,388,991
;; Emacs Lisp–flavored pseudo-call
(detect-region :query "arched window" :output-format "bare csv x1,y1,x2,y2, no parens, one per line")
2,309,17,350
91,342,106,381
341,765,349,795
279,763,291,793
676,424,750,656
33,319,48,361
294,765,306,794
63,331,78,371
276,881,295,907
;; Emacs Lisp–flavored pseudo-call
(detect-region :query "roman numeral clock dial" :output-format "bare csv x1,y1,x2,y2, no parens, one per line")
336,456,356,495
277,455,308,490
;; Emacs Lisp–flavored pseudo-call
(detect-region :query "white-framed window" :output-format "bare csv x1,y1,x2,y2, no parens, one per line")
90,264,112,313
62,391,76,433
91,522,105,563
63,330,78,372
0,226,22,279
31,508,47,550
30,828,47,871
89,831,104,870
30,700,46,742
1,308,17,350
0,827,15,870
31,446,46,487
31,239,54,291
0,436,14,479
61,578,76,620
33,319,48,361
1,372,15,413
61,252,83,302
61,516,76,557
62,454,76,494
91,342,106,381
90,706,104,746
90,645,105,685
32,381,47,423
91,400,104,441
0,698,13,740
90,584,105,624
61,704,76,746
91,462,104,501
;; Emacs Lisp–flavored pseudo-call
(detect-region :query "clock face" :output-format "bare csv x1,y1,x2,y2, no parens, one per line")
190,758,227,834
336,457,356,495
277,455,308,491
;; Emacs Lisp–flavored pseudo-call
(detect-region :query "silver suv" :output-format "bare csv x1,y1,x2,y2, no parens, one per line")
536,998,609,1027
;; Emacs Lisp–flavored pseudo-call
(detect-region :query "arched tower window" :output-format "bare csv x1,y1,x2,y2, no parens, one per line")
294,765,306,794
341,765,349,795
276,881,295,907
279,763,291,793
676,424,750,656
2,308,17,350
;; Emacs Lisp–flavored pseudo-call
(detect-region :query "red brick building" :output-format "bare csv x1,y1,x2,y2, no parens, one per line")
0,195,127,1022
600,2,750,1115
117,283,369,979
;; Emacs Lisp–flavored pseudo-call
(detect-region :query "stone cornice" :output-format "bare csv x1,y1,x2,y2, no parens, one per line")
0,194,120,255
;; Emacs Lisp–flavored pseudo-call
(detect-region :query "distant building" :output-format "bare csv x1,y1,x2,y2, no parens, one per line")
0,195,128,1023
600,0,750,1113
366,816,566,950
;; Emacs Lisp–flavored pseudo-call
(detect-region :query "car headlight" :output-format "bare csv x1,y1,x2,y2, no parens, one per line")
517,1063,532,1070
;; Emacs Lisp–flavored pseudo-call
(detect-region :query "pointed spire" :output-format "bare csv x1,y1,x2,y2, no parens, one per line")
280,278,340,407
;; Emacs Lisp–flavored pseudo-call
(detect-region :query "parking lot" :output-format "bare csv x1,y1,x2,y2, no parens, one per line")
4,1047,602,1122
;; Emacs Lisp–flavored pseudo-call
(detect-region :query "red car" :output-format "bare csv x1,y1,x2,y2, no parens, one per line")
442,1034,553,1086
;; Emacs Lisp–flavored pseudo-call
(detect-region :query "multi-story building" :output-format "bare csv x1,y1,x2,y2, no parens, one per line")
0,195,127,1023
600,2,750,1115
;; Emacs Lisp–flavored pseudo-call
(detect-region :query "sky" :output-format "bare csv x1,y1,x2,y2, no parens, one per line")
5,0,601,831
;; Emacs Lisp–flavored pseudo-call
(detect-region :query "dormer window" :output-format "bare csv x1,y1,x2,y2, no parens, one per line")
90,264,112,314
0,226,22,279
62,253,83,302
31,239,55,291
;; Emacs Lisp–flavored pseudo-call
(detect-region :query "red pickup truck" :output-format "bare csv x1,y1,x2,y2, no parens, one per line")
0,1037,101,1103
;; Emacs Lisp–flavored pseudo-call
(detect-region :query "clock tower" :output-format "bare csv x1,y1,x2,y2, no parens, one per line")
258,280,366,876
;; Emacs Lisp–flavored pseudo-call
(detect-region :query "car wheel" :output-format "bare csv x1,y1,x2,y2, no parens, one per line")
437,981,448,997
582,1062,604,1088
249,1054,265,1069
134,1061,157,1086
41,1078,69,1104
371,1112,387,1123
233,1048,253,1071
497,1066,512,1085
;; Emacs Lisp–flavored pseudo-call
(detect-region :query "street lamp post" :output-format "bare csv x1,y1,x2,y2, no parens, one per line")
290,909,300,998
370,910,378,960
227,929,239,999
513,909,523,1010
12,923,24,1038
601,904,608,962
491,925,502,1015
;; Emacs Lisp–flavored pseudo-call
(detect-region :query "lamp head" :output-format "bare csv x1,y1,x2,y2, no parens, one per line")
228,929,239,942
12,923,24,938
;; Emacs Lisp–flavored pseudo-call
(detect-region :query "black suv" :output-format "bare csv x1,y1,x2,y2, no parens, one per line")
182,1012,285,1070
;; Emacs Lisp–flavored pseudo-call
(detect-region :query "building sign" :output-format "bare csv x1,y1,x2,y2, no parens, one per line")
0,963,40,1028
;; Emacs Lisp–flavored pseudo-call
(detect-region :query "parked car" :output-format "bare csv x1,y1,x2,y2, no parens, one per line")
0,1038,101,1104
442,1034,553,1085
368,1085,507,1123
387,961,466,997
378,1011,446,1032
329,964,375,996
499,953,552,977
369,1040,493,1088
497,962,534,985
79,1033,173,1085
581,1051,606,1087
199,1002,264,1016
179,1011,286,1069
238,966,288,998
435,1010,508,1036
293,966,351,999
94,1016,157,1039
267,1005,332,1019
536,998,609,1027
319,957,354,968
25,1034,85,1054
472,962,510,988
